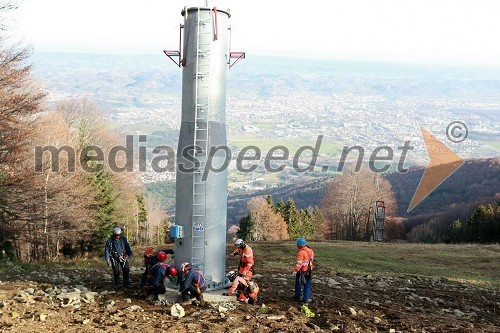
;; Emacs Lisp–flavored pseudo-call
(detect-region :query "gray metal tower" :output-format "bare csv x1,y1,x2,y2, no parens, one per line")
165,6,244,289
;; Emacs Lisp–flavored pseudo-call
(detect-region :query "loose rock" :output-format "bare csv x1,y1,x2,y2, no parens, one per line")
170,303,185,318
348,307,357,316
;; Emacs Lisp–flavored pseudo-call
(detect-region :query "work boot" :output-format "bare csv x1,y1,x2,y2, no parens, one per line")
197,294,206,307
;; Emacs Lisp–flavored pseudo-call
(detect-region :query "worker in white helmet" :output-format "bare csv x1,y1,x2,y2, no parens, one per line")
232,239,254,280
104,226,133,288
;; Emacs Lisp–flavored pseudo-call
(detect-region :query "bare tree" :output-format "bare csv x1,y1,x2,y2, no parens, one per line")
0,9,46,258
145,196,168,244
322,167,400,241
247,197,289,241
7,111,98,260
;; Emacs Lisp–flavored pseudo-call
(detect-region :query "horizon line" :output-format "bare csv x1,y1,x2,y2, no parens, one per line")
30,50,500,69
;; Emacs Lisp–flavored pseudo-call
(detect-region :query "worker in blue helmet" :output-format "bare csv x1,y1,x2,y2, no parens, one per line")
293,237,314,303
104,226,133,288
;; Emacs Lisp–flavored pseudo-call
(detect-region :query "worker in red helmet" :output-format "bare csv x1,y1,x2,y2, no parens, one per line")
142,251,178,297
232,239,254,280
140,247,175,288
223,271,260,304
179,262,206,306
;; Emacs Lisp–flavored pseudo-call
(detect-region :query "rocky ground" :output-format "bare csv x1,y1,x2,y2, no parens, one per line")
0,263,498,333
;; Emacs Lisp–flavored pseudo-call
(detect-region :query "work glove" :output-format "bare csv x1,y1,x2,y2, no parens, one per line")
301,305,315,318
292,271,297,277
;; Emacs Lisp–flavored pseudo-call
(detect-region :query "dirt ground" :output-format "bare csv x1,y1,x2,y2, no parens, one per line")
0,262,498,333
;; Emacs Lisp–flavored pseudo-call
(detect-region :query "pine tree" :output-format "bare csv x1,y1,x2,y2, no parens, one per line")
137,194,148,244
237,214,254,241
300,209,315,240
276,198,286,217
467,205,486,242
266,195,275,212
444,219,463,243
284,198,301,238
89,169,117,251
312,206,326,240
158,216,170,244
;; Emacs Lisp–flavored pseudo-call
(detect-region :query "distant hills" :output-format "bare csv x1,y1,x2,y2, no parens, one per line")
32,52,500,105
146,158,500,231
224,158,500,232
387,158,500,232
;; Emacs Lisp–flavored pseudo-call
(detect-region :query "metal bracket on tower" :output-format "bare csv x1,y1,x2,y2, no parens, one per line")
229,52,245,68
163,50,181,67
163,24,185,67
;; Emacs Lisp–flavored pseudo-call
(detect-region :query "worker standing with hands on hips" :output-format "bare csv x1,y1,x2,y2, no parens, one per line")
293,237,314,304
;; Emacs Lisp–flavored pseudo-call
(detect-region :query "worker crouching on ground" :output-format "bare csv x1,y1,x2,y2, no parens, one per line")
179,262,206,306
104,226,133,288
232,239,254,279
293,237,315,304
142,251,178,297
140,247,175,288
223,270,260,304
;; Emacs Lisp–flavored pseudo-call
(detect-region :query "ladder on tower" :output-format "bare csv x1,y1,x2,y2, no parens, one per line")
191,7,212,274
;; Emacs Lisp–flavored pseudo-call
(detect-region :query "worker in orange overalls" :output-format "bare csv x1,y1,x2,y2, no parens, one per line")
232,239,254,279
223,271,260,304
293,237,314,304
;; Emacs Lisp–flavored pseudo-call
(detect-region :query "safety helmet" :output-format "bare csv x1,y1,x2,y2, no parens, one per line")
296,237,307,246
180,262,191,274
156,251,167,262
235,239,245,248
144,247,155,257
113,226,122,235
226,270,237,282
169,266,178,276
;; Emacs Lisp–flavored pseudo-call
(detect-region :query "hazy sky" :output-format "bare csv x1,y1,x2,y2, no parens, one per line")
8,0,500,65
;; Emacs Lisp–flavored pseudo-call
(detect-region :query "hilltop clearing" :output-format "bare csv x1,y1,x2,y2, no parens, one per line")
0,242,498,332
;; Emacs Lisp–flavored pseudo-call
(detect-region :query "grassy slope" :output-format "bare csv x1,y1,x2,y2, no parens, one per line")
250,241,500,286
2,242,499,287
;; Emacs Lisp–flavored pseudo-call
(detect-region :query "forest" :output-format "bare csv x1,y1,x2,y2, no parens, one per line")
0,38,168,261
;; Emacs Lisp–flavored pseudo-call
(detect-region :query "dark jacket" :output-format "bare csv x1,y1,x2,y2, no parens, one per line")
179,269,205,293
104,236,133,262
148,263,174,287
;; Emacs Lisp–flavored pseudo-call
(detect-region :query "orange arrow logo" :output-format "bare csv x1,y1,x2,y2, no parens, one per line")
408,127,464,212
